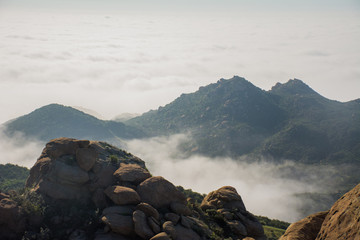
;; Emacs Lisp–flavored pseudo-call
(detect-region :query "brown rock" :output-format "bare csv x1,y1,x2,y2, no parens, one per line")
114,164,151,185
52,160,89,185
150,232,171,240
102,206,134,216
92,162,118,188
37,179,89,200
180,216,193,229
227,220,247,236
162,221,177,240
104,186,141,205
76,147,97,171
137,176,186,209
170,202,192,216
136,202,160,220
133,210,155,239
315,183,360,240
92,188,108,209
174,224,201,240
235,211,266,240
279,211,328,240
45,137,89,159
148,216,161,234
165,212,180,224
200,186,246,212
0,196,26,239
101,214,134,235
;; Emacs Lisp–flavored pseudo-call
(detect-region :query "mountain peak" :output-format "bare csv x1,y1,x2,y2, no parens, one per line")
270,79,319,96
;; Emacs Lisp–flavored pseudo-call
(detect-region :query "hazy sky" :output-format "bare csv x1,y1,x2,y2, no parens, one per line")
0,0,359,123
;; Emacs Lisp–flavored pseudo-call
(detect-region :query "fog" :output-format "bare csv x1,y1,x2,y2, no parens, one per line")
0,128,44,168
0,130,343,222
125,134,339,222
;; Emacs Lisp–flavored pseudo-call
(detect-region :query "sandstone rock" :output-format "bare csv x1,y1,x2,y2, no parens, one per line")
201,186,246,212
76,147,97,171
102,206,134,216
136,202,160,220
0,196,26,239
315,183,360,240
170,202,192,216
235,211,266,240
150,232,171,240
114,164,151,185
101,214,133,235
45,137,89,159
148,216,161,234
104,186,141,205
174,224,201,240
92,188,108,209
227,220,247,236
51,160,89,185
162,221,177,240
137,176,186,209
133,209,155,239
165,212,180,224
279,211,328,240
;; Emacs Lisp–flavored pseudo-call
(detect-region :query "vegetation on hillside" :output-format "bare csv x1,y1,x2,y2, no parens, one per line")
0,163,29,192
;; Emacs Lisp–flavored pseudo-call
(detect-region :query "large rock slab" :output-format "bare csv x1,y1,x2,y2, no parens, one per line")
137,176,186,209
104,186,141,205
315,183,360,240
279,211,328,240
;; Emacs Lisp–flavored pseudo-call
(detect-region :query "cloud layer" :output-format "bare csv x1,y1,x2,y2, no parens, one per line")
0,7,359,123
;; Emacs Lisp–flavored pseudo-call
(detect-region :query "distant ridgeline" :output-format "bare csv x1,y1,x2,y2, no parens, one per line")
4,76,360,167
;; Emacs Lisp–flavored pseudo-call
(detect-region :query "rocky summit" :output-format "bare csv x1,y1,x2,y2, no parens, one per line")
0,137,267,240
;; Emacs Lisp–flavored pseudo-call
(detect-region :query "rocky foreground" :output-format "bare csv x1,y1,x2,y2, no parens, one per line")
0,138,267,240
279,183,360,240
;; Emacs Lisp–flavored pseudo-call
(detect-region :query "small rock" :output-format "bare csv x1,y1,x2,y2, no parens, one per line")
114,164,151,185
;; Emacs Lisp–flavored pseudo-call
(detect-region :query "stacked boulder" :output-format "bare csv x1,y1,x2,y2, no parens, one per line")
3,137,268,240
200,186,267,240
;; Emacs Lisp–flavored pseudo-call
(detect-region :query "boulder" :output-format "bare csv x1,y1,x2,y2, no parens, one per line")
76,147,97,171
94,231,132,240
92,188,108,209
148,216,161,234
137,176,186,209
133,210,155,239
279,211,328,240
104,186,141,205
162,221,177,240
37,179,89,200
235,211,266,240
174,224,201,240
136,202,160,220
150,232,171,240
102,206,134,216
0,195,26,239
51,160,89,185
101,214,134,235
44,137,89,159
200,186,246,212
170,202,192,216
315,183,360,240
227,220,247,236
114,164,151,185
164,212,180,224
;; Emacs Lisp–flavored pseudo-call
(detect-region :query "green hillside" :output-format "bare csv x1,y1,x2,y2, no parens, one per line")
4,104,146,142
0,163,29,192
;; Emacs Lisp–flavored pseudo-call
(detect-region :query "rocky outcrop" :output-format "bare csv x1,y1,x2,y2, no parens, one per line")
201,186,267,240
4,138,270,240
279,211,328,240
280,183,360,240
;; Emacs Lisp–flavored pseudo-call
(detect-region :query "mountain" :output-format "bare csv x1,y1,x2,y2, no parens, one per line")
127,76,360,165
3,104,146,142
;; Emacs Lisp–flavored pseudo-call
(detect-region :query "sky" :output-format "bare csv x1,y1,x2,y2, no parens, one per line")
0,0,359,124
